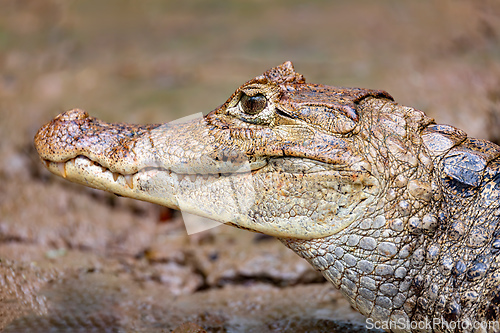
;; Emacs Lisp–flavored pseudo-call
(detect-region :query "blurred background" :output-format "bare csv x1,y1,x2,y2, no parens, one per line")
1,1,499,332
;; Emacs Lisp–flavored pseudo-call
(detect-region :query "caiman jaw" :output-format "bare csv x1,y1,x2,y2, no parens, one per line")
35,108,268,211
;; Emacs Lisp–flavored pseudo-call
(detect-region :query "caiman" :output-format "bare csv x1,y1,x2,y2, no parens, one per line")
34,62,500,332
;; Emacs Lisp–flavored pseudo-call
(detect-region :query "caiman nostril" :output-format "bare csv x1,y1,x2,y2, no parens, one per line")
56,108,89,121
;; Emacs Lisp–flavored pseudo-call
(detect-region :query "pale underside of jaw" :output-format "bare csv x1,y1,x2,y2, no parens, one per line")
41,155,378,240
41,155,269,235
41,155,260,236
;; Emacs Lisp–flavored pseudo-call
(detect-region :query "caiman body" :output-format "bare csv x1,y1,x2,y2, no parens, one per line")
35,62,500,332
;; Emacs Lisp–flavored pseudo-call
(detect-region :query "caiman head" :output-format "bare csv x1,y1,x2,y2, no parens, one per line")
34,61,434,239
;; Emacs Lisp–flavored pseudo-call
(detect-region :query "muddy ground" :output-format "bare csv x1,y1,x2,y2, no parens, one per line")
1,1,500,332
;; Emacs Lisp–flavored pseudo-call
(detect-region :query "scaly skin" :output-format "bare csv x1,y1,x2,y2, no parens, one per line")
34,62,500,332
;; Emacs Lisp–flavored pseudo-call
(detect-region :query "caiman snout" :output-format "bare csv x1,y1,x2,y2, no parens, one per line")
34,108,161,173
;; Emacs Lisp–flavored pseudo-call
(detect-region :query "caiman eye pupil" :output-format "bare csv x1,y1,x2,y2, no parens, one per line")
240,93,267,115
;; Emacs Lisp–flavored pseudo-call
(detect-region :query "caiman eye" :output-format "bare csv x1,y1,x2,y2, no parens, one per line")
240,93,267,115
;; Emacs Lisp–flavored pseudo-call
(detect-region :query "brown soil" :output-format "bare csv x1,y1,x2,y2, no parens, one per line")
1,1,499,332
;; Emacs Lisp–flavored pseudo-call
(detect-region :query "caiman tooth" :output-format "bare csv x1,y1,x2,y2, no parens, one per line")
57,162,67,178
42,159,49,168
189,174,197,182
113,172,119,182
202,174,209,180
177,174,185,182
101,166,107,173
124,174,134,189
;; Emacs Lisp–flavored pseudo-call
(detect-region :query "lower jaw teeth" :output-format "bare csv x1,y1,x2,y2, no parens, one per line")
52,157,136,190
49,156,229,190
57,162,67,178
124,174,134,189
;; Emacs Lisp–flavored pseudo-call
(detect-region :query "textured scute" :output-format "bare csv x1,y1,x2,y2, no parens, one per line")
421,124,467,157
443,150,487,187
442,138,500,188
